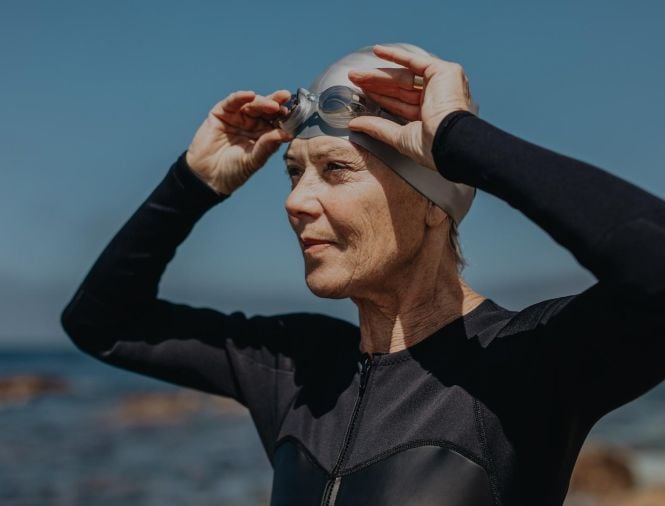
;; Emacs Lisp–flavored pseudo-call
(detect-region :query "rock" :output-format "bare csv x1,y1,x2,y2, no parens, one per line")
567,443,665,506
0,374,69,405
106,389,248,427
108,390,204,427
208,395,249,417
609,487,665,506
570,442,636,500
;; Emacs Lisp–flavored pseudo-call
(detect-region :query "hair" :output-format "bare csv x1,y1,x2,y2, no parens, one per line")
448,218,467,273
427,198,466,273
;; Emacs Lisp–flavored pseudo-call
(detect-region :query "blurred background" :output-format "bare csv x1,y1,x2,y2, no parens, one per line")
1,0,664,504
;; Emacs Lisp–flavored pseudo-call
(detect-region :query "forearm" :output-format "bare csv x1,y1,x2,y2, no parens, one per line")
62,151,228,327
432,112,665,300
58,152,305,412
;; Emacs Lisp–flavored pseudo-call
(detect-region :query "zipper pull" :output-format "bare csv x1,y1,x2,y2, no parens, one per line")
359,355,372,392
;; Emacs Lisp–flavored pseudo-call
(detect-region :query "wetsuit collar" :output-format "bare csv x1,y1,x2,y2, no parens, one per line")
355,298,510,365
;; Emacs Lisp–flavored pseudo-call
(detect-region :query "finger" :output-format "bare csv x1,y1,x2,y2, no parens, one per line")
371,45,435,75
267,89,292,104
352,80,421,105
242,92,293,119
347,116,404,151
208,108,272,134
348,68,415,91
222,122,273,139
207,113,272,138
212,90,256,115
266,89,293,116
365,91,420,121
241,96,283,118
248,128,293,167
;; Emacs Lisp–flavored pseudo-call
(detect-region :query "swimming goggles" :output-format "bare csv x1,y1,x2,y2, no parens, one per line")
273,85,475,224
275,85,403,135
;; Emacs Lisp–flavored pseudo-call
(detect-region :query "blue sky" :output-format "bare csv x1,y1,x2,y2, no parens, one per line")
2,0,664,347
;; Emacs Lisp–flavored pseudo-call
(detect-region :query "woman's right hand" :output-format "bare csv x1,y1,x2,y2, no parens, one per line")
347,45,476,172
186,90,293,195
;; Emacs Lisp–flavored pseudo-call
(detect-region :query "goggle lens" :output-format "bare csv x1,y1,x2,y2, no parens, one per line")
276,86,381,133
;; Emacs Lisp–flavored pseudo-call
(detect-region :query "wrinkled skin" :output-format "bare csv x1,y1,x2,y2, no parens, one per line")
183,44,484,354
283,136,445,301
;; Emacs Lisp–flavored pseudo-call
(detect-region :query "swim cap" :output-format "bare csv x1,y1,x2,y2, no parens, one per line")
293,43,476,225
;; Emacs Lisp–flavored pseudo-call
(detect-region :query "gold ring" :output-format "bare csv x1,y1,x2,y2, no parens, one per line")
412,74,424,91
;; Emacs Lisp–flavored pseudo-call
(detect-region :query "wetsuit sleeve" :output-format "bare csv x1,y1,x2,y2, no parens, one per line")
432,112,665,420
59,151,355,457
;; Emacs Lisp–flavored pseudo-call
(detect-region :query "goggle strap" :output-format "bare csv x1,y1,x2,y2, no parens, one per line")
348,132,475,224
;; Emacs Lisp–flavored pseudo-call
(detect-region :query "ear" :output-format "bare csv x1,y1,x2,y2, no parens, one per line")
425,200,448,228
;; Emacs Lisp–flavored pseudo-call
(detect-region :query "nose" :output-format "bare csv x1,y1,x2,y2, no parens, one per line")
284,170,324,222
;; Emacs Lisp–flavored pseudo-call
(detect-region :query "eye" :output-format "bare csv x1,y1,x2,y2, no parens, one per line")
285,166,303,179
325,161,347,172
285,166,303,190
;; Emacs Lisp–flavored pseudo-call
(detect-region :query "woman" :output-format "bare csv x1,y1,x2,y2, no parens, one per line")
61,44,665,506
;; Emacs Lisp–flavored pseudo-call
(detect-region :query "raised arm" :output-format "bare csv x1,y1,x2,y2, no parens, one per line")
348,44,665,420
60,150,292,401
432,110,665,301
60,90,358,458
433,110,665,417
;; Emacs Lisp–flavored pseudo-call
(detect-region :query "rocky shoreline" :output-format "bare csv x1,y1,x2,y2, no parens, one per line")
0,373,69,405
1,372,663,504
566,442,665,505
102,390,249,427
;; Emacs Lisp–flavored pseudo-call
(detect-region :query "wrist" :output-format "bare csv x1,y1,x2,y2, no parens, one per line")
182,152,230,197
436,110,474,141
431,111,474,173
173,151,230,205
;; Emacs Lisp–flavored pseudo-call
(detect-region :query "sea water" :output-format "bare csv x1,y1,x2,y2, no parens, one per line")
1,349,663,506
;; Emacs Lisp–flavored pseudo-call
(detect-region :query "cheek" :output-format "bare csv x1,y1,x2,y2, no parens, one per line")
355,193,428,281
328,185,400,275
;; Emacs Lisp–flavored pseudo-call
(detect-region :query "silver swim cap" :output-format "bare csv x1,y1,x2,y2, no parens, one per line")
288,43,476,225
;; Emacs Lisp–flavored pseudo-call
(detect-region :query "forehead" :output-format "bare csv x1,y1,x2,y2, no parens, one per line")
284,136,362,162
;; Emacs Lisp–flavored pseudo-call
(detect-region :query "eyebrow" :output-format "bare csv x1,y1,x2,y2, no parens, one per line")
283,147,354,162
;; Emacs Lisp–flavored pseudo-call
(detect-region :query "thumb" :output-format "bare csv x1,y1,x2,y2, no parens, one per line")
248,129,292,169
348,116,403,151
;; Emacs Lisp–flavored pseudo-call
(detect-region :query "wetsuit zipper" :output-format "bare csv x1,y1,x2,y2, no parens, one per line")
319,354,373,506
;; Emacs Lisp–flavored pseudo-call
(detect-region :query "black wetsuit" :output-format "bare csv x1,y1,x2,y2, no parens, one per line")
60,111,665,506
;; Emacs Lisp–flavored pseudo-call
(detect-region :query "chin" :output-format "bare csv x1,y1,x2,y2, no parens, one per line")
304,270,351,299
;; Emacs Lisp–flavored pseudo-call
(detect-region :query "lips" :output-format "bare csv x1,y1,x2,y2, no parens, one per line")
300,237,336,251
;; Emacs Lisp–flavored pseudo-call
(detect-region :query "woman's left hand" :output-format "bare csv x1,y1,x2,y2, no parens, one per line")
347,44,476,171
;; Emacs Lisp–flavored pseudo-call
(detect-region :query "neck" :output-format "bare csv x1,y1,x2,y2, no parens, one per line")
351,250,486,357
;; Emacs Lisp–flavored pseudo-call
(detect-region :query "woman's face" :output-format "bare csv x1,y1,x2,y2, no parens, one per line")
284,136,430,299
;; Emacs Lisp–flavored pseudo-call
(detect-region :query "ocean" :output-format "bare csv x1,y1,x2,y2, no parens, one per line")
1,349,663,506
